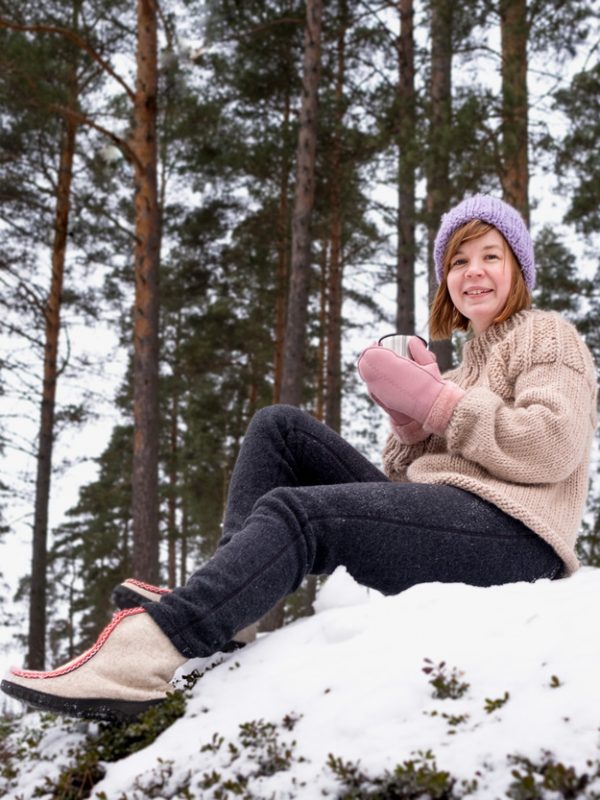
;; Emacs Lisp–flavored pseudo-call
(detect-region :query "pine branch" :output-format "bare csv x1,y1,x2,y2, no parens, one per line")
0,17,135,102
46,104,141,169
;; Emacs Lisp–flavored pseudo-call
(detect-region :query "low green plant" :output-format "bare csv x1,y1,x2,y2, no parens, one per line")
194,713,304,797
422,659,470,700
132,758,193,799
484,691,510,714
238,718,304,776
327,750,474,799
38,745,106,800
424,709,470,732
0,716,18,787
40,690,187,800
506,752,600,799
0,712,81,796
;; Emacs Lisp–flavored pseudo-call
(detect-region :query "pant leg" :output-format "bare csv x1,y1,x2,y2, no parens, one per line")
219,404,388,546
147,481,562,658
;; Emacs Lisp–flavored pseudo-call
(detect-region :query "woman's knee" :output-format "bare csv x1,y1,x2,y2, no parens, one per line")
249,404,308,432
253,485,303,520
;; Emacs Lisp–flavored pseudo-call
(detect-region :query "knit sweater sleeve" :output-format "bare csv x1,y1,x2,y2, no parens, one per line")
445,314,597,485
382,429,432,481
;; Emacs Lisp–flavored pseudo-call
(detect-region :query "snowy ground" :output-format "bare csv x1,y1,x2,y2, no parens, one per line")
2,566,600,799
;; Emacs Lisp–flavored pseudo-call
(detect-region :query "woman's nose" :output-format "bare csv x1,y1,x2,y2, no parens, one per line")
465,260,484,277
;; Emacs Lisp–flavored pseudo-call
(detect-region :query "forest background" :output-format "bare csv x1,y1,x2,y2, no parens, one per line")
0,0,598,677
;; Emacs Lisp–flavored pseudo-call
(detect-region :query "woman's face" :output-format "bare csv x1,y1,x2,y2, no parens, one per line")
446,228,514,335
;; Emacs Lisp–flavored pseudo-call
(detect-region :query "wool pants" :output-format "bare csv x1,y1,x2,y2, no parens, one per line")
147,405,562,657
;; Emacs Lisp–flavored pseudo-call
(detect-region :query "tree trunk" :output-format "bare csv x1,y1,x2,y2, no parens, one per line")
272,92,292,405
260,0,322,634
166,319,181,588
500,0,529,223
426,0,453,371
395,0,416,334
27,115,77,670
324,0,347,434
316,240,329,422
279,0,322,407
325,214,343,431
180,495,188,586
131,0,161,583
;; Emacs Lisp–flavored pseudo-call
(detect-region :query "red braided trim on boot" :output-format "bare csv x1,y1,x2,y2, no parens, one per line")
10,607,146,680
125,578,171,595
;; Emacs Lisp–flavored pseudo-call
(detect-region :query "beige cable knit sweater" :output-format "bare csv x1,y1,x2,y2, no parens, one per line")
382,310,598,575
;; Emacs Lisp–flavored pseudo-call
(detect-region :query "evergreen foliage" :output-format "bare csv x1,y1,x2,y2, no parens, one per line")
554,63,600,235
533,226,590,324
49,423,133,655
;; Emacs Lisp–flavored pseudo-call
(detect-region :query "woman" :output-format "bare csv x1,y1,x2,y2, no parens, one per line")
2,195,597,721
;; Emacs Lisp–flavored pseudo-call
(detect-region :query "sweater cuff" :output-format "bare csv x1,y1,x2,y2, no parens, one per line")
423,381,466,435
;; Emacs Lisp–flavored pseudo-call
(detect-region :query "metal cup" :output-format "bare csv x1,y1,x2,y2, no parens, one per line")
377,333,428,359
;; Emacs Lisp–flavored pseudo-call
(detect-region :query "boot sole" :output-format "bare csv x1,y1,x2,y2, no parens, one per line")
1,678,166,723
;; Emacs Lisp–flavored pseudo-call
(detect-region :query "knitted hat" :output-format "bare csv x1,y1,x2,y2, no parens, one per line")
433,195,535,289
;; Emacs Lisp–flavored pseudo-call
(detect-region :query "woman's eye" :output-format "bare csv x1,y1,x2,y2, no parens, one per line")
451,259,466,268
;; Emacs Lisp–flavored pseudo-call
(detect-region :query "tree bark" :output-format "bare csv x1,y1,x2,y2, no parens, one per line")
324,0,347,434
426,0,453,371
272,92,291,405
166,315,181,588
131,0,161,583
500,0,529,223
279,0,322,407
316,241,329,422
395,0,416,334
180,492,188,586
28,115,77,670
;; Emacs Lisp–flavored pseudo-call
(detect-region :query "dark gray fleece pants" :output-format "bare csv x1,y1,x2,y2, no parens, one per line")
147,404,562,657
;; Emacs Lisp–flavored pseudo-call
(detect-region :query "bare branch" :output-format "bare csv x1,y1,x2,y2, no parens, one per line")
0,320,44,348
57,321,71,379
46,104,141,169
155,0,175,52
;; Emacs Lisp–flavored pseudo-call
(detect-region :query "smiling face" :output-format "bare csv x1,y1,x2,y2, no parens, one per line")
445,228,515,335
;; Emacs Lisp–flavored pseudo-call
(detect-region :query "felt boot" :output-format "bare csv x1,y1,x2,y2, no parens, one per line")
0,608,187,722
112,578,255,650
111,577,170,608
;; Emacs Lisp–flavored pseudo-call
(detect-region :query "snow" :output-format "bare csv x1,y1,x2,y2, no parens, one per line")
3,565,600,798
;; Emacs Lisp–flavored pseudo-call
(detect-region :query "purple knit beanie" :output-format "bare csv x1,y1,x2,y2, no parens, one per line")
434,195,535,290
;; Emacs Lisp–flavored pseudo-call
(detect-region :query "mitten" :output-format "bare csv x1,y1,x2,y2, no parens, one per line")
366,338,435,443
357,339,465,435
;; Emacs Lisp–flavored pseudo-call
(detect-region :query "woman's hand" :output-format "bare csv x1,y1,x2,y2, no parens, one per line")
357,337,465,436
358,339,431,443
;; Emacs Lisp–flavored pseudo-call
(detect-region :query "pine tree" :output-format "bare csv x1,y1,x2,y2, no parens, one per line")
533,226,590,324
395,0,417,334
280,0,323,407
553,63,600,236
50,423,133,654
0,0,122,668
425,0,454,369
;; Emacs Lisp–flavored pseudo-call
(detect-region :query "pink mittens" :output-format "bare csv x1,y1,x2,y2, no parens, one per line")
359,338,430,444
357,337,465,437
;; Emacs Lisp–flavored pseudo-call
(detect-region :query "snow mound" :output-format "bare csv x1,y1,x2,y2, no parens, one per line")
4,567,600,798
